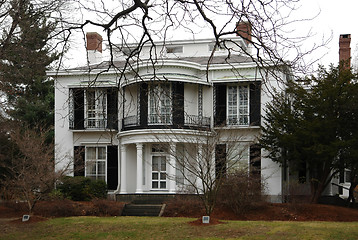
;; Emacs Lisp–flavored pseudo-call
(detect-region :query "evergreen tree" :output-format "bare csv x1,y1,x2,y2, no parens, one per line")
261,65,358,203
0,0,58,129
0,0,59,196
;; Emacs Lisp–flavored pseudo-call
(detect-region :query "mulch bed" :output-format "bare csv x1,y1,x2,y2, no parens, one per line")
2,200,358,226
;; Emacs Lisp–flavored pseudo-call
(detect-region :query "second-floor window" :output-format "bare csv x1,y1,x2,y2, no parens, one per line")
227,85,249,125
148,83,172,125
85,89,107,128
69,88,118,130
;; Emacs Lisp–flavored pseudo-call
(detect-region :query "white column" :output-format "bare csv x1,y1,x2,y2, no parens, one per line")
168,142,176,193
120,144,127,193
136,143,143,193
197,144,203,193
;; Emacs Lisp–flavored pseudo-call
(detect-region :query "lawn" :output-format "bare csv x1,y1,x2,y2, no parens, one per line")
1,216,358,240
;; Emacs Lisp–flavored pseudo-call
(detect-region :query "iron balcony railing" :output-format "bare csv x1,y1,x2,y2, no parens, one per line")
184,114,211,128
122,115,139,127
122,114,211,129
70,117,118,130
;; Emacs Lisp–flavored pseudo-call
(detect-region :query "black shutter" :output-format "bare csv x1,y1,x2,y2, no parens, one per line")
107,88,118,130
73,89,85,130
214,84,226,126
215,144,227,178
107,146,118,191
74,146,85,176
140,82,148,127
250,144,261,176
172,82,184,127
249,82,261,126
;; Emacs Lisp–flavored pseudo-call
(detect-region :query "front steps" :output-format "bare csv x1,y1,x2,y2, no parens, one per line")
121,203,166,216
119,194,173,216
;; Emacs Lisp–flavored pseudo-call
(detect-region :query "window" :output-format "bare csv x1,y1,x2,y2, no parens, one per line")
166,46,183,54
86,147,106,181
85,89,107,128
148,83,172,124
227,85,249,125
209,43,226,52
69,88,118,130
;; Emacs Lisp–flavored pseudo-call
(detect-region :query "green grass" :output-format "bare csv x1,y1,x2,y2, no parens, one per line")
1,217,358,240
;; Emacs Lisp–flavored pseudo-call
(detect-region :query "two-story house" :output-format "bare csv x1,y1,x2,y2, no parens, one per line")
51,25,287,203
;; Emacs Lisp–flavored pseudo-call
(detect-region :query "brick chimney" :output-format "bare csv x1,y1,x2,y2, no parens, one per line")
236,22,252,45
86,32,103,64
339,34,351,68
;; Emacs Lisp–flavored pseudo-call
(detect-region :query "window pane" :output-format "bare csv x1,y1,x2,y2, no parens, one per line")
98,162,105,174
88,176,97,181
97,176,105,181
87,147,96,160
97,147,106,159
86,161,96,175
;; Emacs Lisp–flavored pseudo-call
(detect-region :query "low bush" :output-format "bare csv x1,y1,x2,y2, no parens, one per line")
91,199,124,216
31,199,124,217
163,195,204,217
217,169,266,215
57,176,107,201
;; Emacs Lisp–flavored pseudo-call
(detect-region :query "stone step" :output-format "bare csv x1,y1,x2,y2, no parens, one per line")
121,204,166,216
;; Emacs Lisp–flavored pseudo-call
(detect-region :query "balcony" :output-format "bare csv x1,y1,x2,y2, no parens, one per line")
184,115,211,128
69,117,118,130
122,114,211,130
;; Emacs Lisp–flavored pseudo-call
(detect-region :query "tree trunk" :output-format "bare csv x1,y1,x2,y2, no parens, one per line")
310,181,325,203
347,181,357,208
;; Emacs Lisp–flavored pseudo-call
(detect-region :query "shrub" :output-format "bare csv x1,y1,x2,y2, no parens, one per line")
217,169,266,215
284,180,311,203
163,195,204,217
91,199,124,216
57,176,107,201
88,180,107,199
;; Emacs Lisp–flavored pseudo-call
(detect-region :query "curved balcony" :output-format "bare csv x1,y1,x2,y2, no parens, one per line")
122,114,211,131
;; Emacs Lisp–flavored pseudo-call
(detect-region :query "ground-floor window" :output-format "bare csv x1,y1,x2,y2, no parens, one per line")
86,146,106,181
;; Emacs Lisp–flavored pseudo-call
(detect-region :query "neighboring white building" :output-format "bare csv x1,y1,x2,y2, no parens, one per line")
51,25,289,202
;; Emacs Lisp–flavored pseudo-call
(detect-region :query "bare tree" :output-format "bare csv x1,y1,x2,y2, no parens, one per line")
55,0,326,81
152,127,258,216
0,122,71,214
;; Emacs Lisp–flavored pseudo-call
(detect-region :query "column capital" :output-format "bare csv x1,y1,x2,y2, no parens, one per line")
121,144,127,152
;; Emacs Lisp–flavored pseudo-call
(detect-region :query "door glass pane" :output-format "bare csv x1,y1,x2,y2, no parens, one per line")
160,182,166,189
152,157,159,171
160,173,166,180
87,91,95,110
152,172,158,180
152,181,158,189
160,157,166,171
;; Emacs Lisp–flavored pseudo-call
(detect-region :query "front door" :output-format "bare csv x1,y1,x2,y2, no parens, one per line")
152,156,167,189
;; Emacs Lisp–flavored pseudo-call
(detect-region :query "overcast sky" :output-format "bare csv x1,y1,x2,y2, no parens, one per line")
65,0,358,71
298,0,358,68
